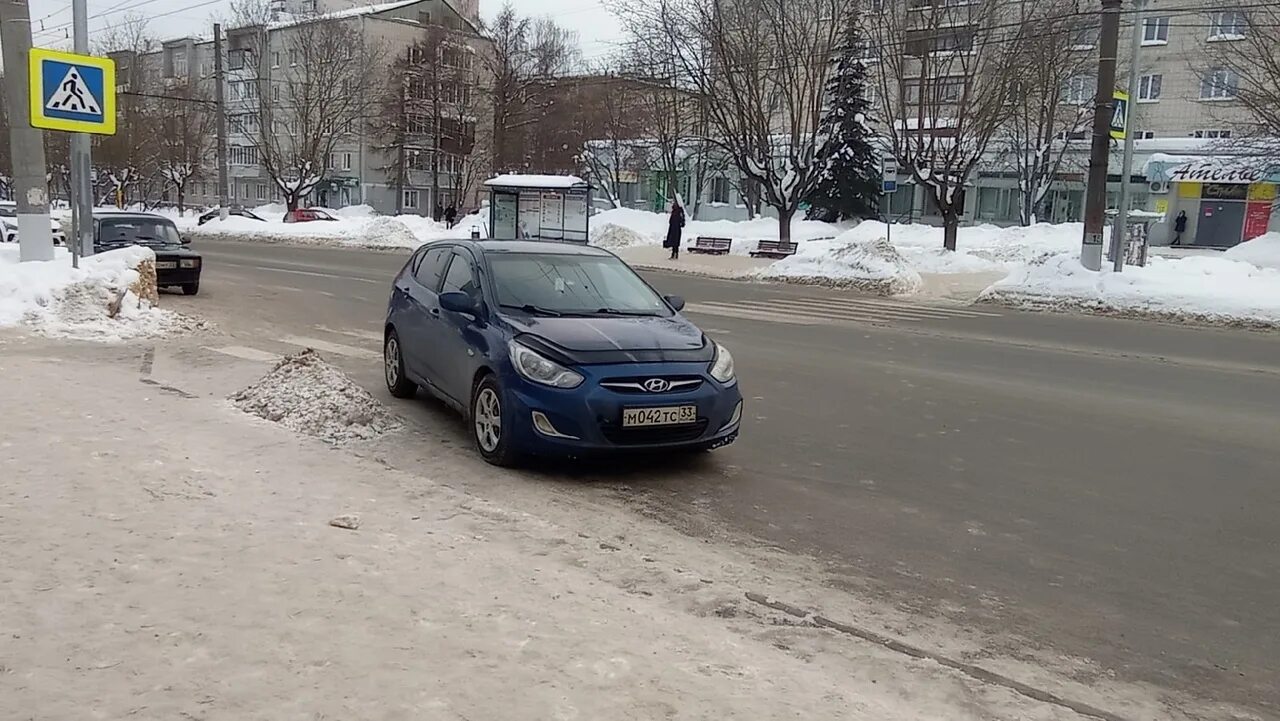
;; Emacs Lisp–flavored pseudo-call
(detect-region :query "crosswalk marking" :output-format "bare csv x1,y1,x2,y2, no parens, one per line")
685,295,1000,327
280,335,379,359
313,326,383,342
205,345,282,362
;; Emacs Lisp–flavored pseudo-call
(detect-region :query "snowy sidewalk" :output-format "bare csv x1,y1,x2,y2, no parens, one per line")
0,341,1193,721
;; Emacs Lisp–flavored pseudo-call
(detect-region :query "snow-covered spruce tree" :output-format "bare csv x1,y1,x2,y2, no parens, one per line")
807,20,880,223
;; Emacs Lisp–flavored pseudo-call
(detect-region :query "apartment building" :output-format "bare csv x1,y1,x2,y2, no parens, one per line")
111,0,489,216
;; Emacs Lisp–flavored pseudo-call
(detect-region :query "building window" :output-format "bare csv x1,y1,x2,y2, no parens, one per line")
1071,24,1100,49
271,83,280,101
170,49,187,78
1200,68,1238,99
342,152,352,171
256,183,267,200
228,145,259,166
272,51,281,68
289,49,298,66
1208,10,1246,40
1136,130,1156,139
1141,16,1169,44
403,189,420,208
1061,75,1094,104
710,177,730,204
1193,129,1232,139
1137,74,1162,102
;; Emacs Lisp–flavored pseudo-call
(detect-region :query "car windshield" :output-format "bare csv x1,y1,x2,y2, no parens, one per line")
488,252,671,317
98,219,182,245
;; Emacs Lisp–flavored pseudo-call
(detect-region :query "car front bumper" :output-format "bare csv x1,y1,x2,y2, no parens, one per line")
500,361,743,456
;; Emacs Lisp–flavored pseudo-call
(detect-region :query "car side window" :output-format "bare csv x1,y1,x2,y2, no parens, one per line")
414,247,450,291
441,253,479,299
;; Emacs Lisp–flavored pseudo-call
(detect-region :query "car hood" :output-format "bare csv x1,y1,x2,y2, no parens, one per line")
504,313,714,364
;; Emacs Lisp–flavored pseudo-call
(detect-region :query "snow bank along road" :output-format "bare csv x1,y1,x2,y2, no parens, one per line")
149,239,1280,715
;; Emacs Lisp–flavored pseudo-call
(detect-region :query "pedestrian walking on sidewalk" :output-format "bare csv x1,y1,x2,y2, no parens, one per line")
665,201,686,260
1172,210,1188,246
444,205,457,228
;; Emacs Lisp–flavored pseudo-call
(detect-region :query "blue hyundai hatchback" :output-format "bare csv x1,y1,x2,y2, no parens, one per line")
384,240,742,466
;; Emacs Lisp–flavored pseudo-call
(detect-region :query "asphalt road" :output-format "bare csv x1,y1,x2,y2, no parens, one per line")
172,238,1280,715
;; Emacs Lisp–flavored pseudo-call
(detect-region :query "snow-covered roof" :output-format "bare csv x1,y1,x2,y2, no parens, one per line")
266,0,423,30
484,174,587,190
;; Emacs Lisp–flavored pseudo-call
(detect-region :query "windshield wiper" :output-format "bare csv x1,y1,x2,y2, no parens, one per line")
500,303,563,317
593,307,660,317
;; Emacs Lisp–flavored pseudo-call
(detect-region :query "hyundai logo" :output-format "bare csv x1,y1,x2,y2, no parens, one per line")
643,378,670,393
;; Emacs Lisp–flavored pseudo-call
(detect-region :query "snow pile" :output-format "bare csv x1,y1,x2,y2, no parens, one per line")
231,348,402,444
756,232,923,295
981,252,1280,327
0,245,185,339
817,221,1082,274
591,222,653,250
1224,233,1280,270
589,207,842,255
190,209,460,248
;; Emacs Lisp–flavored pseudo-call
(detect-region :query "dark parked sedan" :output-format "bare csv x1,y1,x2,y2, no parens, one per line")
198,207,265,225
384,240,742,466
95,212,203,295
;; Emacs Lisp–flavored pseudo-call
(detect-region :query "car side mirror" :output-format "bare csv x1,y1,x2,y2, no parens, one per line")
439,290,479,316
181,236,191,245
664,294,686,312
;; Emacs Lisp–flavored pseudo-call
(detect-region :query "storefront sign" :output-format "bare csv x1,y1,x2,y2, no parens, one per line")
1169,163,1267,184
1244,202,1271,241
1202,183,1249,200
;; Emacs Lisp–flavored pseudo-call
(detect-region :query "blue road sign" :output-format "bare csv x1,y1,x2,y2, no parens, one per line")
29,48,116,135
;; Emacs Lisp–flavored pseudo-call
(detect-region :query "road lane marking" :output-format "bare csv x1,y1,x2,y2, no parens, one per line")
686,295,1000,327
217,260,382,284
778,295,1002,318
684,303,822,325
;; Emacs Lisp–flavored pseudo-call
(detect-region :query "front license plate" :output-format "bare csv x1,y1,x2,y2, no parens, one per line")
155,261,177,269
622,405,697,427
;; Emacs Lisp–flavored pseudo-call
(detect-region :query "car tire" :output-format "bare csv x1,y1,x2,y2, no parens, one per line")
383,329,418,399
182,281,200,296
471,374,519,467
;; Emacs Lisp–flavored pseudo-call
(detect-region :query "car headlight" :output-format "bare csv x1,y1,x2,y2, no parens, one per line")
709,342,736,384
509,341,583,388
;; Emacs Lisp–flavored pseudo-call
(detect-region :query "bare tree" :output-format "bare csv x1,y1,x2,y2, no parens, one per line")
482,4,581,171
94,15,163,207
868,0,1030,249
615,0,844,243
243,18,385,210
1198,4,1280,152
997,7,1096,225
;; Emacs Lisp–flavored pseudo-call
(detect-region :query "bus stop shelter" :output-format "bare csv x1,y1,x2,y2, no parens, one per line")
483,174,590,243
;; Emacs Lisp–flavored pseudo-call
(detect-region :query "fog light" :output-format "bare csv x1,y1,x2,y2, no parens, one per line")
180,258,199,269
719,400,743,431
532,411,578,439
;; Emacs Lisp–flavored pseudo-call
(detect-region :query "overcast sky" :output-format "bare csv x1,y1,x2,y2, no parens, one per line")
29,0,624,62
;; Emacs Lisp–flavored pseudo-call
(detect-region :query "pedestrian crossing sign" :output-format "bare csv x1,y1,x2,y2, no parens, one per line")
28,48,116,135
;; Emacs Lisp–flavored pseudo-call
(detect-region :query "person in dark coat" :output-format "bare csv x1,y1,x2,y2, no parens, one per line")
444,205,457,228
665,201,686,260
1172,210,1188,245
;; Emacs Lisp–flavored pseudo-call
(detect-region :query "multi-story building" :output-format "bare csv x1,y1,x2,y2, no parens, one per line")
112,0,489,216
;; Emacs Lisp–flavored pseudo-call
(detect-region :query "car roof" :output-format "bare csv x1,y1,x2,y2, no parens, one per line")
466,240,611,257
95,212,174,222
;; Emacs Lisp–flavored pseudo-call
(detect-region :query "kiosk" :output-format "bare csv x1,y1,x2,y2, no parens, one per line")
483,174,591,242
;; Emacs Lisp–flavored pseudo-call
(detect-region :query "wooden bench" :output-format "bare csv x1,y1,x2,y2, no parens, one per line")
688,236,733,255
750,239,799,258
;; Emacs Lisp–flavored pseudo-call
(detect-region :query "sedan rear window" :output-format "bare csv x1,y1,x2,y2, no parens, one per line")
488,253,670,317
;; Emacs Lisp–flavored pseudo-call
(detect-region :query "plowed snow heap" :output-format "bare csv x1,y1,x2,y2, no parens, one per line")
232,349,401,444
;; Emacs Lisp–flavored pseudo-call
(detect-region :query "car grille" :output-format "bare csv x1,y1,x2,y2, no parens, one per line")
599,376,704,394
600,419,709,445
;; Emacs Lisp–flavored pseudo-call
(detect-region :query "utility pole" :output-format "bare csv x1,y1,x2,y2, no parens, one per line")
1110,0,1145,272
71,0,95,261
1080,0,1123,271
213,22,230,216
0,0,55,262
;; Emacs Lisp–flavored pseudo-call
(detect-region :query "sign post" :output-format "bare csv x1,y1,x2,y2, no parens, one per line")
881,156,898,246
29,44,116,267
